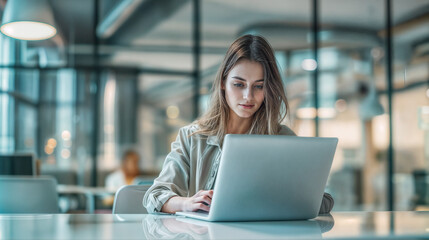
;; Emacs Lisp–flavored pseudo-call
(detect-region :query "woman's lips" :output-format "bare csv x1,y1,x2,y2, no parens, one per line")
239,104,254,109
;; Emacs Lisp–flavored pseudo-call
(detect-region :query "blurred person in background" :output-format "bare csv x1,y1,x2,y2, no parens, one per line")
106,150,141,189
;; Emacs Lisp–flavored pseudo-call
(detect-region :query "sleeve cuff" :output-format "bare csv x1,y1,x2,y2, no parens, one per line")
148,192,178,213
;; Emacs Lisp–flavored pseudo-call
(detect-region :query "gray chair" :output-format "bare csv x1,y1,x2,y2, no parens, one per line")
0,176,59,213
112,185,151,214
41,169,77,185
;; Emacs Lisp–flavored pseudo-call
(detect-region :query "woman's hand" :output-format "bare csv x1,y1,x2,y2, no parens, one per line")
182,190,213,212
161,190,213,214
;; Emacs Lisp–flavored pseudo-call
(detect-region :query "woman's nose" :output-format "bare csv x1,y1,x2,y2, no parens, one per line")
243,88,253,100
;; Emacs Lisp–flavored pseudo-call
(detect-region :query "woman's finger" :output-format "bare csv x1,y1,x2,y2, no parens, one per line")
193,203,210,212
194,195,212,205
194,190,203,197
196,190,213,199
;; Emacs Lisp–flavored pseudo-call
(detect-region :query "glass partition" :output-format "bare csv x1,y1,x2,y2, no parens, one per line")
392,0,429,211
319,0,387,210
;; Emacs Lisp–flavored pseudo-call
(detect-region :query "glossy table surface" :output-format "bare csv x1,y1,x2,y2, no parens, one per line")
0,211,428,239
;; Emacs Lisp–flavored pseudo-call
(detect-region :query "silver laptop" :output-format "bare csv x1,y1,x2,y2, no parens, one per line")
176,135,338,222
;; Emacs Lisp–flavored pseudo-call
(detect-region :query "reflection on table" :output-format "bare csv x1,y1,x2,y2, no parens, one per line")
0,212,428,239
141,214,334,239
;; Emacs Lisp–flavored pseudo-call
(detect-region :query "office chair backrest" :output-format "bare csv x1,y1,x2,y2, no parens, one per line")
41,169,77,185
112,185,151,214
0,176,59,213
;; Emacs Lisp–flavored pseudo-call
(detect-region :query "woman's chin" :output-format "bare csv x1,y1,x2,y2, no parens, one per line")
235,111,255,119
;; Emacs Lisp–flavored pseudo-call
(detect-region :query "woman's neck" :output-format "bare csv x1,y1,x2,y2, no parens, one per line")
226,112,252,134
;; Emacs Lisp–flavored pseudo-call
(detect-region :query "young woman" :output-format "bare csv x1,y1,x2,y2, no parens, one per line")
143,34,334,214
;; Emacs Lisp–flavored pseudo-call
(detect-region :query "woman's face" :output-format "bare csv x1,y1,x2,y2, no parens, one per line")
223,59,265,119
123,154,140,176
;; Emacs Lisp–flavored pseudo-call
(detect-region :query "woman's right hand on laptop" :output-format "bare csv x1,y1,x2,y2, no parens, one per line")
161,190,213,213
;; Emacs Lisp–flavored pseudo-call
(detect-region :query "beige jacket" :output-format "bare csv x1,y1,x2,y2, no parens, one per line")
143,124,334,214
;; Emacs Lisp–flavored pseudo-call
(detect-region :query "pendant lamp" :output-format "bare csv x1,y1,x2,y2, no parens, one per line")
1,0,57,41
359,82,384,120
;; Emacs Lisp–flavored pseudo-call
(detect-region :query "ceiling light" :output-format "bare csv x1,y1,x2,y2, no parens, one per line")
301,59,317,71
1,0,57,41
335,99,348,112
166,106,180,119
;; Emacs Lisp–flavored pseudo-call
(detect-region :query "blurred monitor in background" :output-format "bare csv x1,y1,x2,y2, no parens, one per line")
105,150,141,190
0,154,35,175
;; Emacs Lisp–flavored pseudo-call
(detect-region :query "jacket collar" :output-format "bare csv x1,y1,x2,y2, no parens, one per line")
207,135,221,148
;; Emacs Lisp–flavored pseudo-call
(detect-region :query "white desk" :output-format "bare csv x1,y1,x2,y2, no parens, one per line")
0,211,428,239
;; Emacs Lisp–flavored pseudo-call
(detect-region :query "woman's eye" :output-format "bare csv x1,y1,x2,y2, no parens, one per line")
233,83,244,88
254,85,263,89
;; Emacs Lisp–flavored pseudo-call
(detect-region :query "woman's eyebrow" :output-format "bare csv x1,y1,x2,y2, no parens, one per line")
232,76,264,82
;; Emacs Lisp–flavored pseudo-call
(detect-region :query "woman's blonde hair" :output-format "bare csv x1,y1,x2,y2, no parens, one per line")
193,34,289,142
